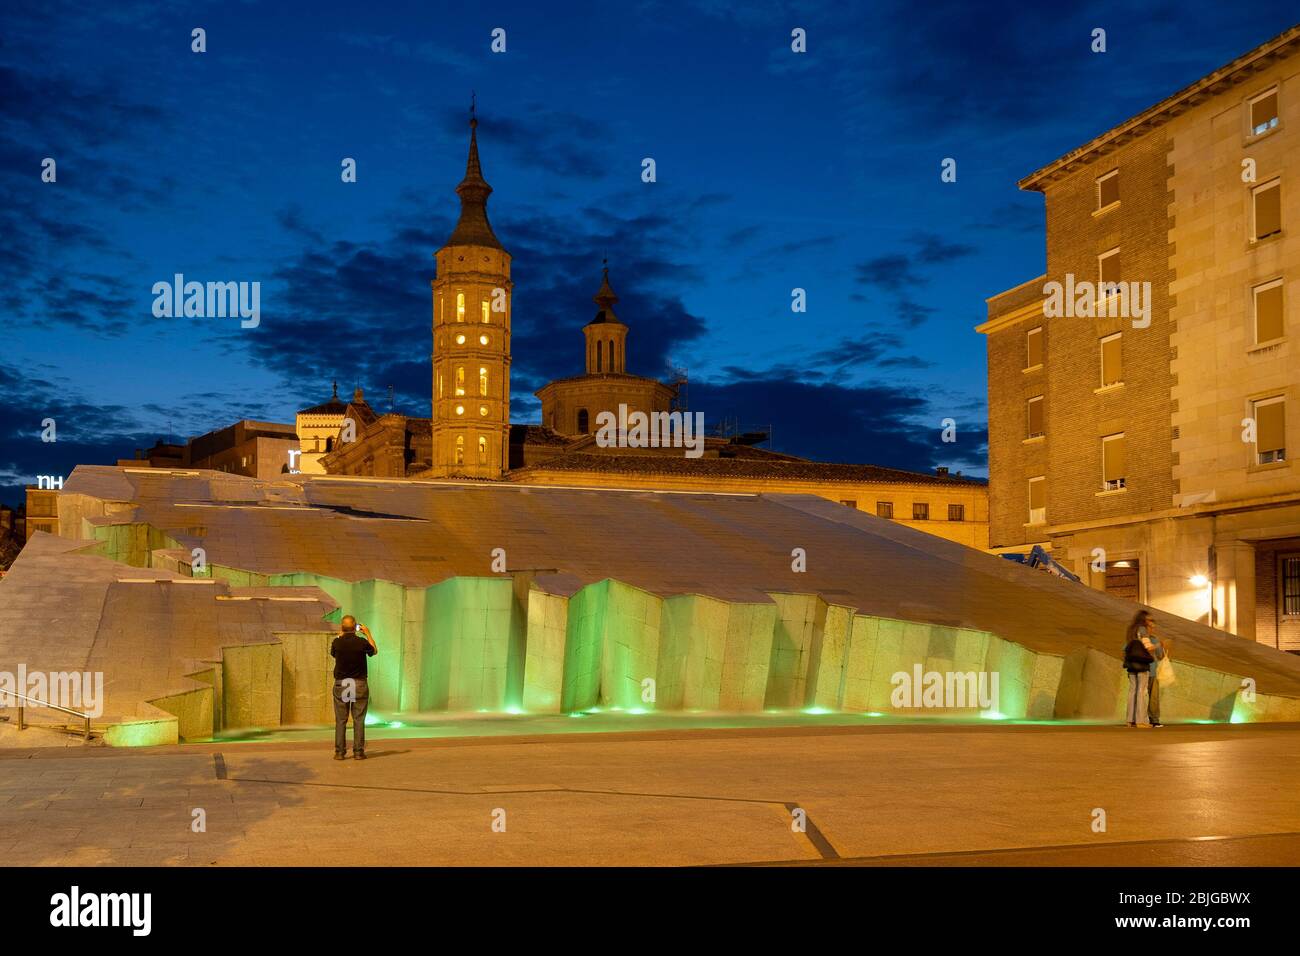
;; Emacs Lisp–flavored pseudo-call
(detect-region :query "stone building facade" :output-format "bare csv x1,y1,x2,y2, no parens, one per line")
979,26,1300,647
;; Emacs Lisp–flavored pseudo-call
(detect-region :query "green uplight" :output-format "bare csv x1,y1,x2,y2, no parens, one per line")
979,710,1010,720
626,707,649,715
802,706,833,715
505,706,524,715
567,712,588,718
864,711,886,717
1230,711,1248,724
388,720,404,729
364,711,385,726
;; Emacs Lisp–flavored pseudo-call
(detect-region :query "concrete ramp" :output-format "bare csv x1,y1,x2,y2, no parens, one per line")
2,465,1297,744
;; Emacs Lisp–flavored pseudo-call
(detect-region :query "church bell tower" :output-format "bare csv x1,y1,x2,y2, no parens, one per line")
430,104,512,478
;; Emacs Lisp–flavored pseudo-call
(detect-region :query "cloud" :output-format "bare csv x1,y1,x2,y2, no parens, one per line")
235,182,714,415
688,372,983,473
0,53,175,334
855,232,975,292
0,361,154,506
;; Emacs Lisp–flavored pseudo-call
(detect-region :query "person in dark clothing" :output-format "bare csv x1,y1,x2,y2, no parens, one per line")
1123,610,1155,728
330,615,377,759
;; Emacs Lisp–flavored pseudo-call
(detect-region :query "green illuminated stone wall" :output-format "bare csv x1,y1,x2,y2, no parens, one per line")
561,580,611,713
221,642,282,729
95,549,1300,740
278,631,336,725
763,592,821,708
420,577,521,711
521,588,570,714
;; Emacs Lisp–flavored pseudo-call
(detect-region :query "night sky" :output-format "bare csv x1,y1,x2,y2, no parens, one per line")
3,1,1298,506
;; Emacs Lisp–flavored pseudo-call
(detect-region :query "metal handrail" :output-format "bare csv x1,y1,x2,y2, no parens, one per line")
4,691,92,739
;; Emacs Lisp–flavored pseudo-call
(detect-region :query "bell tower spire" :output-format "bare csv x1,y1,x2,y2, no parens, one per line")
442,94,503,251
583,260,629,374
430,102,513,478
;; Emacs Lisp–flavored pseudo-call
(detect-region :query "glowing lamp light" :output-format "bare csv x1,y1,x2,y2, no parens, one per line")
1189,574,1209,588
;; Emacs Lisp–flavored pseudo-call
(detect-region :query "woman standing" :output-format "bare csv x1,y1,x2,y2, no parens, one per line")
1123,610,1156,727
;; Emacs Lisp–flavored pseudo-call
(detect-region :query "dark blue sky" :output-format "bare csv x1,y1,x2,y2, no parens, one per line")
2,0,1297,505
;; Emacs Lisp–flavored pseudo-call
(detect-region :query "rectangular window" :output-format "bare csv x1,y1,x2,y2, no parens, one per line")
1283,556,1300,615
1100,332,1122,386
876,501,894,519
1025,326,1043,369
1027,396,1044,438
840,499,857,509
1254,279,1285,343
1250,88,1279,136
1102,433,1127,490
1096,170,1119,209
948,503,965,522
1028,477,1045,525
1254,180,1282,241
1098,248,1121,285
1254,396,1286,464
912,502,929,521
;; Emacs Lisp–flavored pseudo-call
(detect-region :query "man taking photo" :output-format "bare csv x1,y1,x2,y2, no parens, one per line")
331,615,377,759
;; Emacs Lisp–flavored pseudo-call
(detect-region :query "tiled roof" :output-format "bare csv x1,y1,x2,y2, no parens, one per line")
510,452,985,486
510,424,570,446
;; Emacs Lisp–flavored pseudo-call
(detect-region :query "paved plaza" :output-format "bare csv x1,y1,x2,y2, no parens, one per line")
2,720,1299,866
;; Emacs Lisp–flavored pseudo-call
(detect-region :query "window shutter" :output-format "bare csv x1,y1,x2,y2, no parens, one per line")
1103,436,1126,482
1028,479,1045,510
1026,328,1043,367
1098,174,1119,207
1100,252,1121,284
1252,91,1279,132
1101,336,1122,384
1256,284,1284,342
1256,185,1282,239
1257,400,1285,454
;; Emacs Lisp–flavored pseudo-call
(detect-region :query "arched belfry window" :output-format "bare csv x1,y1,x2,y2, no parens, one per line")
596,346,602,372
455,435,465,465
478,435,487,463
479,367,488,396
455,366,465,396
481,300,490,324
577,408,589,433
608,340,615,372
456,292,465,322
